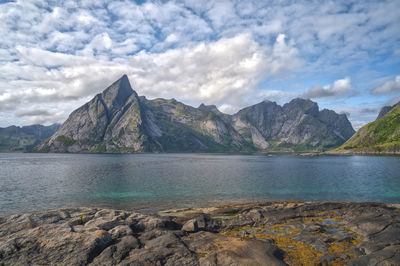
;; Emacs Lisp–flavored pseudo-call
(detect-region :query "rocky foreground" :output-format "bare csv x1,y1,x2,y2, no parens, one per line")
1,202,399,265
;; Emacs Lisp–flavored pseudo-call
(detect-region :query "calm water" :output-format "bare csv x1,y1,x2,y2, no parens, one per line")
0,153,400,216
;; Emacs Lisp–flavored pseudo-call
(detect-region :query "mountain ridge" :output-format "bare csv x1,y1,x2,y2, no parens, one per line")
0,124,60,152
376,101,400,120
35,75,355,153
332,102,400,154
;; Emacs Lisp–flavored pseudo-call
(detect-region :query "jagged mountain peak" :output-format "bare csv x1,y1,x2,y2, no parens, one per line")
260,100,279,107
376,101,400,120
199,103,219,112
261,99,276,104
286,98,317,108
100,74,135,112
284,98,319,115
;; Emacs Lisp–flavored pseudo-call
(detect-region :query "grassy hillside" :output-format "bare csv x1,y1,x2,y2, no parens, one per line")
333,105,400,153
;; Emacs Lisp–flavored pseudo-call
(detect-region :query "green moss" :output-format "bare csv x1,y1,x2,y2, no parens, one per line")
201,112,216,121
223,211,239,217
90,143,106,153
36,146,50,153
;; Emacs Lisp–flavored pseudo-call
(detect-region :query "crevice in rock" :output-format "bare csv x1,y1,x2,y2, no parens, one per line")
373,253,396,266
86,237,114,264
368,222,397,238
104,99,134,139
97,95,110,142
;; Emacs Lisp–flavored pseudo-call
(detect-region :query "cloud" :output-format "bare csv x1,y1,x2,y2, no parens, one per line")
371,75,400,95
80,33,113,56
129,33,299,111
0,33,299,126
303,77,354,99
257,89,296,104
207,1,238,30
0,0,399,128
388,95,400,106
15,109,52,117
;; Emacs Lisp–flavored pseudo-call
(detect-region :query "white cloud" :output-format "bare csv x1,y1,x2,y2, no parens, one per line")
15,109,52,118
207,1,237,30
79,32,113,56
371,75,400,95
16,46,92,67
0,0,399,127
129,33,299,111
303,77,354,99
165,33,178,43
257,89,296,104
0,33,300,125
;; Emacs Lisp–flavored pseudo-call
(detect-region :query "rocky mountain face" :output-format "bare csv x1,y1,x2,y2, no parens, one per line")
0,124,60,152
334,102,400,154
376,101,400,120
36,75,355,153
231,99,354,150
36,75,148,153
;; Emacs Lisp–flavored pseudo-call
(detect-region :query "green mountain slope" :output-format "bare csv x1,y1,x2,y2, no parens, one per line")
333,104,400,153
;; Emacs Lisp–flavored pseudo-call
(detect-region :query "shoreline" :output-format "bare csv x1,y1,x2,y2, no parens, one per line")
325,150,400,156
1,201,399,265
2,149,400,156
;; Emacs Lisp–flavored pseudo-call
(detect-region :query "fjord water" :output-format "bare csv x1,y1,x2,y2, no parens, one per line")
1,153,399,216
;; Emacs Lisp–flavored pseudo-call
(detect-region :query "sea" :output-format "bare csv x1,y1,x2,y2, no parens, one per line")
1,153,399,216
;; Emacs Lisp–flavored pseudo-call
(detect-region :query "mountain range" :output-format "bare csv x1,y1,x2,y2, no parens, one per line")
0,124,60,152
34,75,355,153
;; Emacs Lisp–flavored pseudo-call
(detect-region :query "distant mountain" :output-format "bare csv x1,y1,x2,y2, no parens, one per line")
0,124,60,152
333,102,400,154
35,75,354,153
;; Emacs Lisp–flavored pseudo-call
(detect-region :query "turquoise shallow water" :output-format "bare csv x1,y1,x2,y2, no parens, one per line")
0,153,399,216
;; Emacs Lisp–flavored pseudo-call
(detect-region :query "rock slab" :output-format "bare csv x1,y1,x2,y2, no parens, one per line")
1,202,399,265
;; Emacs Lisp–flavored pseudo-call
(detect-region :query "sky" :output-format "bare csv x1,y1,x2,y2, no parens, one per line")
0,0,399,130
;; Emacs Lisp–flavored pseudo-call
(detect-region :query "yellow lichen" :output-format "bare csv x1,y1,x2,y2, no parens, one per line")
196,252,207,257
94,230,108,237
219,214,362,265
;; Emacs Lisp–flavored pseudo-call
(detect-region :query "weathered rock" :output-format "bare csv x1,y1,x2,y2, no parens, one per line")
91,235,140,265
109,225,133,239
183,231,287,266
1,202,399,265
182,219,199,232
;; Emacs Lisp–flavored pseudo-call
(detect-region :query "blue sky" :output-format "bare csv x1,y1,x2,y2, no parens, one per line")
0,0,399,129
